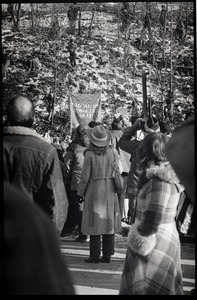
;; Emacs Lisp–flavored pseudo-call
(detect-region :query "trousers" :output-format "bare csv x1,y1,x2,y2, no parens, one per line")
90,234,115,258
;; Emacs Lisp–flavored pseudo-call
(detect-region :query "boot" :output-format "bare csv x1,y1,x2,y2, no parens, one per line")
85,256,100,263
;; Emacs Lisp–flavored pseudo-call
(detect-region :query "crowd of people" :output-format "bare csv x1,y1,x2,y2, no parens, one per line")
3,94,194,295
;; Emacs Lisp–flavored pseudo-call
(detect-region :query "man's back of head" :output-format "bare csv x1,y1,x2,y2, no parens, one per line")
6,95,35,128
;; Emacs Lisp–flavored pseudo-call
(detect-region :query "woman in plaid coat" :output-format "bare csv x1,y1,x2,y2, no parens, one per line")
119,132,184,295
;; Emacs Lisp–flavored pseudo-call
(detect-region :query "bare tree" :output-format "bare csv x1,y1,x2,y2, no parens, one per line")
7,3,21,30
88,3,97,38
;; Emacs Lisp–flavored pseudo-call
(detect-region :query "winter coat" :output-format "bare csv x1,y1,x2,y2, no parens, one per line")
110,129,131,175
77,145,122,235
119,122,141,196
4,182,75,295
64,141,87,191
3,126,68,234
119,162,184,295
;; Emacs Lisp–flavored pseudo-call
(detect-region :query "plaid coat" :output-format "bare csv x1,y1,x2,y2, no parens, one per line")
119,162,184,295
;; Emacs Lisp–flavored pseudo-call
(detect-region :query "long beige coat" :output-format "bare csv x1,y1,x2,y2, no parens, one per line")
77,146,122,235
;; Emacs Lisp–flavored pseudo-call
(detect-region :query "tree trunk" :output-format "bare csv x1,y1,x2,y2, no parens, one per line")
7,4,17,28
31,3,35,29
78,10,81,36
88,4,96,38
16,3,21,28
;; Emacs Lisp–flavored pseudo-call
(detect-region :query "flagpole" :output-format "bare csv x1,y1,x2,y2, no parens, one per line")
68,91,72,135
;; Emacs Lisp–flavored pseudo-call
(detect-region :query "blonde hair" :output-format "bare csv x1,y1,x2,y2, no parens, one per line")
139,132,170,168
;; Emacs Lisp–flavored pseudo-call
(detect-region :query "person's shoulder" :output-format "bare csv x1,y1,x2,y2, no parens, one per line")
72,143,85,153
29,134,56,155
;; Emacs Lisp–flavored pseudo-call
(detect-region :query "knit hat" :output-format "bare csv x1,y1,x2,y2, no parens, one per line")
87,125,111,147
140,117,160,133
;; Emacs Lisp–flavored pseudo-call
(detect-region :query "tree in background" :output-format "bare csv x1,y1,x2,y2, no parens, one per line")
67,3,80,35
7,3,22,31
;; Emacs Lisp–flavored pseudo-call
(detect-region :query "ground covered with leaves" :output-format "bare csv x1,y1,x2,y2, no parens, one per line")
2,3,194,140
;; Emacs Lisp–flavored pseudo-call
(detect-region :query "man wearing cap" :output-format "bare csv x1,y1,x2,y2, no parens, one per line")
119,117,160,224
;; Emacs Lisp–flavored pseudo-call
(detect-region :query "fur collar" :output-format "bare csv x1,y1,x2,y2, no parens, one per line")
3,126,49,143
146,162,180,184
139,162,184,192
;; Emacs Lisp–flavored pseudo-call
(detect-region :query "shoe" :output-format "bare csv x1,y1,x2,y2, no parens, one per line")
85,256,100,263
75,237,90,243
180,233,195,244
100,256,111,263
60,232,73,238
190,289,195,295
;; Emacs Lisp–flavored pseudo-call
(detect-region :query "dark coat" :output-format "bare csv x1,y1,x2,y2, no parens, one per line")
110,129,131,174
77,145,122,235
4,183,75,295
64,140,87,191
119,122,141,197
3,126,68,234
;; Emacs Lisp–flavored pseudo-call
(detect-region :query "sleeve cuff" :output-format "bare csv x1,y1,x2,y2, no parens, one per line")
128,222,156,256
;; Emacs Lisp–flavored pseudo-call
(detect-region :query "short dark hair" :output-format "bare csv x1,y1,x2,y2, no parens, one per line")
111,118,123,130
6,95,35,128
88,121,101,128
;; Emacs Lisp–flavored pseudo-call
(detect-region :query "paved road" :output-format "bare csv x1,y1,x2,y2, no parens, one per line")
60,234,195,295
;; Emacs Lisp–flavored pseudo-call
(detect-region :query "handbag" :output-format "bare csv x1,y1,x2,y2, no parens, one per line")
111,149,124,194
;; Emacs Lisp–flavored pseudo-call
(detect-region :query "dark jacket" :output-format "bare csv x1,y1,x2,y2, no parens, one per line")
4,182,75,295
64,135,88,191
110,129,131,175
119,122,142,197
3,126,69,234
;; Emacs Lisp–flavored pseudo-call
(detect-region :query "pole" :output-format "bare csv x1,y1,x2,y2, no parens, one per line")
142,71,148,118
68,92,72,135
50,67,57,128
148,97,152,117
78,10,81,36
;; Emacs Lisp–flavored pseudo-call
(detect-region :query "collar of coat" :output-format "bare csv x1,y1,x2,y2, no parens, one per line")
3,126,49,143
141,161,184,192
146,162,180,183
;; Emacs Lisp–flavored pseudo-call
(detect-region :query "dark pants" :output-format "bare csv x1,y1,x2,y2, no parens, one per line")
90,234,115,258
61,186,78,235
73,191,87,240
70,53,76,67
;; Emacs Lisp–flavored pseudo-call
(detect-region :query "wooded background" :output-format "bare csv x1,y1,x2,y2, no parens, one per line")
1,2,194,139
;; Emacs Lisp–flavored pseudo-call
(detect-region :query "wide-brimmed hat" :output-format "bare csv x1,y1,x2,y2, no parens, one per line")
87,125,111,147
140,117,160,133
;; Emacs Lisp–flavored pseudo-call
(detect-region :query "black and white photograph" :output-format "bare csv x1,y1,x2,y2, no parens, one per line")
2,2,195,295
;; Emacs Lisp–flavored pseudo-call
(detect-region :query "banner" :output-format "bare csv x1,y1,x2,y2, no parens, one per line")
69,93,102,130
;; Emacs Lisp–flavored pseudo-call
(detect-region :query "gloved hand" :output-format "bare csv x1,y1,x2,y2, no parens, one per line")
132,118,143,130
77,195,84,204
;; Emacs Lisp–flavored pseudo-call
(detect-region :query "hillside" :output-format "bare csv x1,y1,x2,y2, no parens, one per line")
1,2,194,140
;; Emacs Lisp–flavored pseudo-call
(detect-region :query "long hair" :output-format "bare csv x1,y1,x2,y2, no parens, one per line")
85,141,109,156
139,132,170,169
